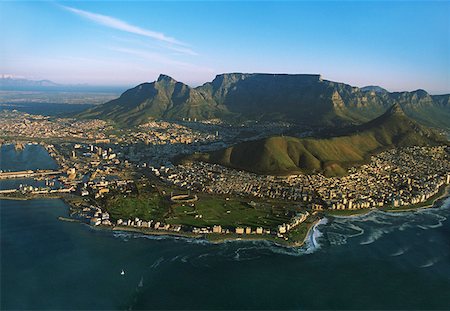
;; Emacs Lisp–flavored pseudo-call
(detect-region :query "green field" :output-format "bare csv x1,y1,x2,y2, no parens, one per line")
102,184,169,221
285,219,314,243
165,196,291,229
324,209,374,217
100,182,295,229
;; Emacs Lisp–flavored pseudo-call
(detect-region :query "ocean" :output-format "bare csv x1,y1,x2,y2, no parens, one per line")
1,145,450,310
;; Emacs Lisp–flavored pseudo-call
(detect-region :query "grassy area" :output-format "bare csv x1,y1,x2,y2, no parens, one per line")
324,208,374,217
101,179,294,230
284,215,320,245
285,222,310,243
102,183,169,221
105,195,167,221
166,195,291,229
99,176,309,233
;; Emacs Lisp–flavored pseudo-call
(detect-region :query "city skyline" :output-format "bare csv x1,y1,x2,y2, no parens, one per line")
1,1,449,94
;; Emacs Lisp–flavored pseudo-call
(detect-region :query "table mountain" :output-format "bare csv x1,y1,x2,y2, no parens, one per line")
77,73,450,129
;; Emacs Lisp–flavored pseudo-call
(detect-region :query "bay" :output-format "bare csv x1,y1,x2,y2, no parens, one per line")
0,144,58,171
1,143,450,310
1,197,450,310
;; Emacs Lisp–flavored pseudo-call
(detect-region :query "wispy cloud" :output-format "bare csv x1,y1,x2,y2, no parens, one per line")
110,35,198,56
109,46,212,73
165,44,198,56
61,5,193,52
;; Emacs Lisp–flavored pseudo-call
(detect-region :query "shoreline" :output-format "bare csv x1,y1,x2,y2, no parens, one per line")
108,225,302,248
324,185,450,218
2,185,449,248
380,185,450,213
300,217,324,248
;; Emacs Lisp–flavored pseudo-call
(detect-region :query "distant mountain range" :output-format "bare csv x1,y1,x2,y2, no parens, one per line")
0,77,126,93
181,104,447,176
0,77,61,89
77,73,450,129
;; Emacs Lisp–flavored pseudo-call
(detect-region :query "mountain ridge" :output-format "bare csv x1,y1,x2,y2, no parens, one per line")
181,104,447,176
77,73,450,129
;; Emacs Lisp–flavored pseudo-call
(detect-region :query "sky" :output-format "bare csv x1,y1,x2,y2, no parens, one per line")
0,1,449,94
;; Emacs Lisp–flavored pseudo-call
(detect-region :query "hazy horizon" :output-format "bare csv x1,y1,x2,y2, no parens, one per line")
3,72,450,96
1,1,449,94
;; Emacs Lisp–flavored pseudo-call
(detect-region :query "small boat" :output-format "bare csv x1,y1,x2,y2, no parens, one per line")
121,270,125,275
138,276,144,287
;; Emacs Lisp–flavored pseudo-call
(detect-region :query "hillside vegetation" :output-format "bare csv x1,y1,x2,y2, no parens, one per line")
184,104,446,176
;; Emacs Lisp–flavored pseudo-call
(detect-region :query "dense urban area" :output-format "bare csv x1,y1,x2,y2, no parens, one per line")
1,110,449,245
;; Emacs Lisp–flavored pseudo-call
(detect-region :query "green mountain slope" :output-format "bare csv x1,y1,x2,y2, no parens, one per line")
78,73,450,129
77,74,229,126
185,104,446,176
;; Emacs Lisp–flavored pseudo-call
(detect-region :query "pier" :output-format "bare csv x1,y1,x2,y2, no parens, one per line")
0,170,62,180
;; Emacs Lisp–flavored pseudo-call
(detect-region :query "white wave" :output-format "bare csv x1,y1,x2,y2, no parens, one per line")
327,232,349,246
343,223,366,238
197,253,211,259
170,255,182,262
233,249,240,260
232,246,263,261
263,244,309,257
180,255,189,263
325,220,366,246
390,247,409,257
111,230,211,246
359,228,386,245
240,239,314,257
419,214,447,229
349,213,393,226
150,256,164,268
331,210,376,220
299,217,327,254
399,223,412,231
426,222,445,229
420,257,440,268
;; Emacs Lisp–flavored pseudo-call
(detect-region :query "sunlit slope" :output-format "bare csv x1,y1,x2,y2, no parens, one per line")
187,104,446,176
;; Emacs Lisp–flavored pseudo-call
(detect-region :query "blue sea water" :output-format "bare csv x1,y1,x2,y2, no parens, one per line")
0,144,60,191
0,144,58,171
1,198,450,310
1,144,450,309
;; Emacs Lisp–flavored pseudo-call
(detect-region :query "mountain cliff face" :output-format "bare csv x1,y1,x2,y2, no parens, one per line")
78,73,450,129
183,104,446,176
78,74,229,126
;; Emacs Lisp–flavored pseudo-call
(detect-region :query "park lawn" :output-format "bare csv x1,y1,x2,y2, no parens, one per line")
166,196,291,229
324,209,373,217
101,179,305,230
285,223,309,242
104,192,168,221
